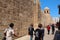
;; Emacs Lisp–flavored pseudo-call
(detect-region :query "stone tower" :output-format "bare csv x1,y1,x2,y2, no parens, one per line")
44,7,51,27
44,7,50,14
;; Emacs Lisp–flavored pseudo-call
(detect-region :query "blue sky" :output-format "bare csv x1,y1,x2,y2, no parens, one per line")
40,0,60,17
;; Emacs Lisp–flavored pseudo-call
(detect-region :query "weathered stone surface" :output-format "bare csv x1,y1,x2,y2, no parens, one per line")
0,0,48,38
0,0,34,37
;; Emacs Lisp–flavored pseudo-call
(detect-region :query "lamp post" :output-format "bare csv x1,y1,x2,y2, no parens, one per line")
58,5,60,22
57,5,60,28
58,5,60,14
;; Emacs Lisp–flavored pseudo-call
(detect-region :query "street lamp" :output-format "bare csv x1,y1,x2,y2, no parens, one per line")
58,5,60,22
58,5,60,14
57,5,60,28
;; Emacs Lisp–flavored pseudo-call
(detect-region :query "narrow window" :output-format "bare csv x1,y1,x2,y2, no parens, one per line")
44,11,46,13
47,10,48,13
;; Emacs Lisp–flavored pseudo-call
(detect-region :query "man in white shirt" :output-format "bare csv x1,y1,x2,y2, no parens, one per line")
4,23,18,40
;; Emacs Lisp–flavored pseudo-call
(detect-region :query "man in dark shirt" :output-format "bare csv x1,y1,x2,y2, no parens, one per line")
34,29,42,40
51,24,55,34
28,24,34,40
34,24,43,40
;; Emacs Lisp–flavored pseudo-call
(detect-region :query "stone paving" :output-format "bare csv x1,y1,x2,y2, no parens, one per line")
15,28,58,40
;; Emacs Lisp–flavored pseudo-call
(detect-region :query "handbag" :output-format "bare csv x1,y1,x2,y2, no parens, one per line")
2,37,6,40
2,29,7,40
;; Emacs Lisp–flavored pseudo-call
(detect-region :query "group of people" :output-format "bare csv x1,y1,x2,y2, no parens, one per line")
46,21,60,40
28,23,57,40
28,24,44,40
2,22,60,40
3,23,44,40
47,24,55,35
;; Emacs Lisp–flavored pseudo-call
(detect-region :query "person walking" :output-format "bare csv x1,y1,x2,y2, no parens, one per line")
53,21,60,40
47,25,50,35
28,24,34,40
51,24,55,34
34,24,43,40
3,23,18,40
40,24,45,40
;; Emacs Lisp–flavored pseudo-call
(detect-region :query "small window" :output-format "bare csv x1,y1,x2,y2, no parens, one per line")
44,11,46,13
47,10,48,13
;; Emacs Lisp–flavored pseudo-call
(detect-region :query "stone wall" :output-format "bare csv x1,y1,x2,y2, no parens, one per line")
0,0,34,37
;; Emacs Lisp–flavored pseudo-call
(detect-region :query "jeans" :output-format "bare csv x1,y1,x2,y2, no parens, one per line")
48,30,50,35
42,37,44,40
35,37,39,40
30,35,33,40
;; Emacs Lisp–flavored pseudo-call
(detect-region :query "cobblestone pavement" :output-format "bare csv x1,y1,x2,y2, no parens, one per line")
15,28,58,40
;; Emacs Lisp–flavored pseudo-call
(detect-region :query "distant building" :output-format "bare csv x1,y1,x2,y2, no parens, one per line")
40,7,53,27
52,17,59,24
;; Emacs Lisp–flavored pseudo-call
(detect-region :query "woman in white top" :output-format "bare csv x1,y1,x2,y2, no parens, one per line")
4,23,18,40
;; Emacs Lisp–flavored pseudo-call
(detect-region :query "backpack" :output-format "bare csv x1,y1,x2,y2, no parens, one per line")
34,29,42,38
35,30,39,37
28,27,34,35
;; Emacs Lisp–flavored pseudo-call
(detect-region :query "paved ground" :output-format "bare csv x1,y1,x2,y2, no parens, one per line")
15,28,58,40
